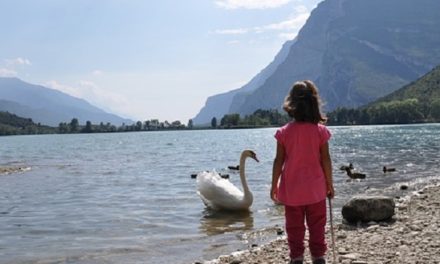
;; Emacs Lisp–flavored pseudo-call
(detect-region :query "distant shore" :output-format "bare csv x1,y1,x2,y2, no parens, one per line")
0,166,31,175
197,183,440,264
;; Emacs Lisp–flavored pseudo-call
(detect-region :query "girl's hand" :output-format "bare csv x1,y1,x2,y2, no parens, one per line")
327,184,335,199
270,186,280,204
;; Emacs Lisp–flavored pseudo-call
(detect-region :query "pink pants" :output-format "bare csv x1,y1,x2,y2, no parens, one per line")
285,199,327,260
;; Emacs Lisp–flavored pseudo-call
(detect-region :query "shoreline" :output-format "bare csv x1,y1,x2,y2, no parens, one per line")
197,182,440,264
0,166,31,175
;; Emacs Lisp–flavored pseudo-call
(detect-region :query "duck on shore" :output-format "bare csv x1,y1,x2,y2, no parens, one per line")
345,167,366,179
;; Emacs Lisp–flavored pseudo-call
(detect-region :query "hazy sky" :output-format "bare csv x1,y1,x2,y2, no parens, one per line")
0,0,322,122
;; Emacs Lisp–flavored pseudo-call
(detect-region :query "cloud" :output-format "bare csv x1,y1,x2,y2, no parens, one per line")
78,80,99,90
215,0,291,9
278,32,297,40
92,70,103,76
5,57,32,66
0,68,18,77
45,80,81,97
214,28,249,35
257,10,309,31
294,4,308,13
227,40,241,45
0,57,31,77
214,5,310,39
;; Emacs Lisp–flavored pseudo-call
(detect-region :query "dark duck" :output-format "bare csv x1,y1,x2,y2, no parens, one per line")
345,167,366,179
383,166,396,173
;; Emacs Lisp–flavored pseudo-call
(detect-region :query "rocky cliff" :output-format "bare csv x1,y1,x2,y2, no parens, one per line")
192,39,295,125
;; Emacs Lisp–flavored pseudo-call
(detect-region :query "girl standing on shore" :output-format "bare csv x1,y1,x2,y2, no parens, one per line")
271,80,334,264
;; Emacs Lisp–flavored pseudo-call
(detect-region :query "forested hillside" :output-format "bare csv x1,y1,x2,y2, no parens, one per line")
0,111,55,135
327,66,440,125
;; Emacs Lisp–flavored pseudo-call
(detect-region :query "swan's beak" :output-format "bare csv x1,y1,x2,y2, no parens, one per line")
248,150,259,162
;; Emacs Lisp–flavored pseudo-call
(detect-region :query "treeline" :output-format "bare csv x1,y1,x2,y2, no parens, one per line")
1,108,287,136
327,98,440,125
213,109,290,128
0,111,194,136
215,98,440,128
0,111,55,135
57,118,192,134
3,97,439,136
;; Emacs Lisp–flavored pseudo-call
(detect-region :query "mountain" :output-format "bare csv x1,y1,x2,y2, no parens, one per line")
327,65,440,124
364,64,440,122
192,39,295,125
370,65,440,107
195,0,440,123
0,78,133,126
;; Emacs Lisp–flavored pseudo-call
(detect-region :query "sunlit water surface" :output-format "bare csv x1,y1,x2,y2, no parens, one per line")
0,124,439,263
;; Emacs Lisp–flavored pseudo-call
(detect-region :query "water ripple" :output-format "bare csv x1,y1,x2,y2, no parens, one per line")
0,124,439,263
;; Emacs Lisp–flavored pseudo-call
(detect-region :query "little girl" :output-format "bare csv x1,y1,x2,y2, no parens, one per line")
271,80,334,264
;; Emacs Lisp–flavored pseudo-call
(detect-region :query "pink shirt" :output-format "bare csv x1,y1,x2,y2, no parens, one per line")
275,122,331,206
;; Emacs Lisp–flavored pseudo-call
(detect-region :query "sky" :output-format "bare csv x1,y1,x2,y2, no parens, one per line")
0,0,322,123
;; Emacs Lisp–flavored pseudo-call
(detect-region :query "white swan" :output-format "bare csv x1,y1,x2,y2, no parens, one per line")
196,150,259,211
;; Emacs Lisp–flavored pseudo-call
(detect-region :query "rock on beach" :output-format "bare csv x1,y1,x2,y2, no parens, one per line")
196,184,440,264
341,196,395,223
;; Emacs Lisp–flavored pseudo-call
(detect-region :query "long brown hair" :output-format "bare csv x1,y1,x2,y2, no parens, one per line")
283,80,326,124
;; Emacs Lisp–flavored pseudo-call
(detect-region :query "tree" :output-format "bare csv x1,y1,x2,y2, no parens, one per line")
187,119,193,129
211,117,217,128
430,99,440,121
58,122,69,133
83,121,93,133
221,114,240,127
99,122,105,132
171,120,182,128
69,118,79,132
144,120,150,130
135,121,143,131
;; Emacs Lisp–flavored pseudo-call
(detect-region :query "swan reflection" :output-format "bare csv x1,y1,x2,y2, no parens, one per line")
199,209,254,236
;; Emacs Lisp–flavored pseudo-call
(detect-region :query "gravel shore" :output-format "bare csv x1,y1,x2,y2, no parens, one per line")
199,184,440,264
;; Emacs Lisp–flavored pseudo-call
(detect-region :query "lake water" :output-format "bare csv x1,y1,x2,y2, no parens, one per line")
1,124,439,264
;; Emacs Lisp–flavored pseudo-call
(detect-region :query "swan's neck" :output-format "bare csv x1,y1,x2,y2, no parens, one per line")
239,154,251,196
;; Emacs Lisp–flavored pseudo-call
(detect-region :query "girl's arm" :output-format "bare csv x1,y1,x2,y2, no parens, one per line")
271,141,285,202
320,142,335,199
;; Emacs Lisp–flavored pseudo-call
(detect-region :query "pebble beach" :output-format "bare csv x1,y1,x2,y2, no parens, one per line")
199,183,440,264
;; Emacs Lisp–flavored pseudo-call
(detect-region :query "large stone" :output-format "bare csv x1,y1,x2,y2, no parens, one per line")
342,196,395,223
